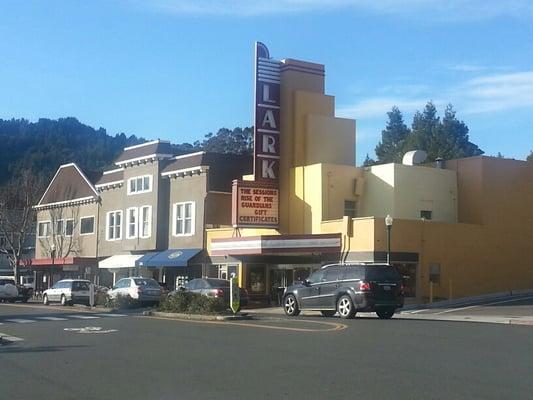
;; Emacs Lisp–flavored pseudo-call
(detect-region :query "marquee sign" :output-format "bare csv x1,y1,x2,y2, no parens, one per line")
232,180,279,228
254,42,281,183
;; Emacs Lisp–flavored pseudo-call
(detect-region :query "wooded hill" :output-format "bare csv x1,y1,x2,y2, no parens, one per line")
0,118,253,187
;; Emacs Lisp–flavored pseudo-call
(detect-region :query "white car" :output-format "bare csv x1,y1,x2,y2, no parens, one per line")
0,279,18,301
108,277,162,304
43,279,91,306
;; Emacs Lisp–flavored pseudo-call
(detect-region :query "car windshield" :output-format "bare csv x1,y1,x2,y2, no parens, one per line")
134,278,160,287
365,266,401,281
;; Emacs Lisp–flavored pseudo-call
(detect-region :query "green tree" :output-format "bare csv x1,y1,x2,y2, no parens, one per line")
371,102,483,163
375,107,410,163
195,127,253,154
362,154,377,166
527,151,533,162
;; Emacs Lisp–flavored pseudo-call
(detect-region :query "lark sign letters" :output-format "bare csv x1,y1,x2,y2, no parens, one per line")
232,42,281,229
254,42,281,183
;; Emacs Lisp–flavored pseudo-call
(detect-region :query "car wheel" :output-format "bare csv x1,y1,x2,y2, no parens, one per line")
321,310,336,317
283,294,301,317
43,294,49,305
60,294,67,306
337,295,356,319
376,307,395,319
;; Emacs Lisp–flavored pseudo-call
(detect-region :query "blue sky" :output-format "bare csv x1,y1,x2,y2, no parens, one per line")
1,0,532,164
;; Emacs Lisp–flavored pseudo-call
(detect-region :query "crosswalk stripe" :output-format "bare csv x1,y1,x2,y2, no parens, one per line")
5,319,36,323
66,315,100,319
35,316,69,321
95,313,126,317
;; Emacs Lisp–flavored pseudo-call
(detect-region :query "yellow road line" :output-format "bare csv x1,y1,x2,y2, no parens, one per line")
141,315,347,332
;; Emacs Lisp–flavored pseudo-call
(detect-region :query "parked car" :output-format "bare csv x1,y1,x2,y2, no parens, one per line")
107,277,162,304
170,278,249,309
282,263,404,319
43,279,91,306
0,279,18,302
0,278,32,302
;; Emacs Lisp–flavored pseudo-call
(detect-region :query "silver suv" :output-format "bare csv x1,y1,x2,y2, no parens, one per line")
43,279,91,306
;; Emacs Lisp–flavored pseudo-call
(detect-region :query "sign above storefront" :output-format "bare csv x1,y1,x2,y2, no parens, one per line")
254,42,281,183
232,180,279,228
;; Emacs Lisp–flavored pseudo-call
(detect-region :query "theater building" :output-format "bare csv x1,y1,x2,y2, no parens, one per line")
205,43,533,304
32,42,533,303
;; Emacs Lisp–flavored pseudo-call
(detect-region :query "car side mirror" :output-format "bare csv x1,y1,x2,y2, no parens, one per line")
303,279,311,287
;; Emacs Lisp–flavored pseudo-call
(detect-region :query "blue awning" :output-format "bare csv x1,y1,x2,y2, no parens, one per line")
135,249,202,268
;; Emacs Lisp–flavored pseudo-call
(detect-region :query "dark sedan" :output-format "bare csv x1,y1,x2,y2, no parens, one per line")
172,278,249,309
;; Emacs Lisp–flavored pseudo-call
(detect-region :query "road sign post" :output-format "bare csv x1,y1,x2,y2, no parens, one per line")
89,283,95,308
230,274,240,314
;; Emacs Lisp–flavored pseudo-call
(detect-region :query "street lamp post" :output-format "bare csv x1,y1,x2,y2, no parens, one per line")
50,243,56,289
385,214,393,265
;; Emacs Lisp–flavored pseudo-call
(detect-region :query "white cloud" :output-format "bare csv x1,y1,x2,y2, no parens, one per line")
131,0,533,20
337,97,441,119
458,71,533,114
449,64,486,72
338,71,533,120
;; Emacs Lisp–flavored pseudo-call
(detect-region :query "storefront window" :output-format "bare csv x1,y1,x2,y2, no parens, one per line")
248,265,266,294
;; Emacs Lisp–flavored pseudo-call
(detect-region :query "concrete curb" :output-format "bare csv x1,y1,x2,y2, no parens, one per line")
403,289,533,310
143,310,253,321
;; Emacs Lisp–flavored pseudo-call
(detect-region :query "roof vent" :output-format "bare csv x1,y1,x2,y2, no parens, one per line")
402,150,427,166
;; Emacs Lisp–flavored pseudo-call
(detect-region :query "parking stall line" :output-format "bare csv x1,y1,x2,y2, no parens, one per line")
34,316,69,321
4,319,36,324
434,295,533,315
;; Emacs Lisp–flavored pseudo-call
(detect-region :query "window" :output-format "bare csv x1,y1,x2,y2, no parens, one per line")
127,175,152,195
344,200,357,218
323,268,340,282
80,216,95,235
307,270,325,284
126,208,138,239
106,211,122,241
140,206,152,238
37,221,51,238
420,210,432,220
173,202,195,236
55,219,74,236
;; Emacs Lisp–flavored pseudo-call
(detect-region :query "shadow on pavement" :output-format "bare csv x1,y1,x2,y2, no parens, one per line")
0,344,89,353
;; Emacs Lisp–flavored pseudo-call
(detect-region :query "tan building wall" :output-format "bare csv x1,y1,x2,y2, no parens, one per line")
166,172,208,249
36,202,98,258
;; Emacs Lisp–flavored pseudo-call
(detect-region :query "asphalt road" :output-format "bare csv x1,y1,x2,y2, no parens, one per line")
1,303,533,400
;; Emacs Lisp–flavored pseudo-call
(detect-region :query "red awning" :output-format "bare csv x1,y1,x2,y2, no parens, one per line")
27,257,96,267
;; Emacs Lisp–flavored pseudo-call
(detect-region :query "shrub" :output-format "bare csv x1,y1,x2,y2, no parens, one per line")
159,291,227,314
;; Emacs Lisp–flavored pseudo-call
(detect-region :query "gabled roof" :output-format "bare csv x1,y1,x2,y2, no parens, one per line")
95,168,124,189
35,163,99,209
114,140,173,166
161,152,253,192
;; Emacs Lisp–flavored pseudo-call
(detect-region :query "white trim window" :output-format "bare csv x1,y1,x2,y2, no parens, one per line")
37,221,51,238
56,219,74,237
80,216,95,235
173,202,195,236
127,175,152,195
106,211,122,241
126,207,138,239
140,206,152,238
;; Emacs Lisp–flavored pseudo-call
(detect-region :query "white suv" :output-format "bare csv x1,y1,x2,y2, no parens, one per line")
108,277,162,304
43,279,91,306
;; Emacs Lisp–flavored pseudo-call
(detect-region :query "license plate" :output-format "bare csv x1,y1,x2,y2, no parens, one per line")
383,285,391,291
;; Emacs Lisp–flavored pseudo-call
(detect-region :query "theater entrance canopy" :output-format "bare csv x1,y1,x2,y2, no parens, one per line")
211,233,341,258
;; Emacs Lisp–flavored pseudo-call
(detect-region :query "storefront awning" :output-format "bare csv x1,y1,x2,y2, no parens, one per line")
28,257,96,267
98,254,143,269
135,249,202,268
211,233,341,256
